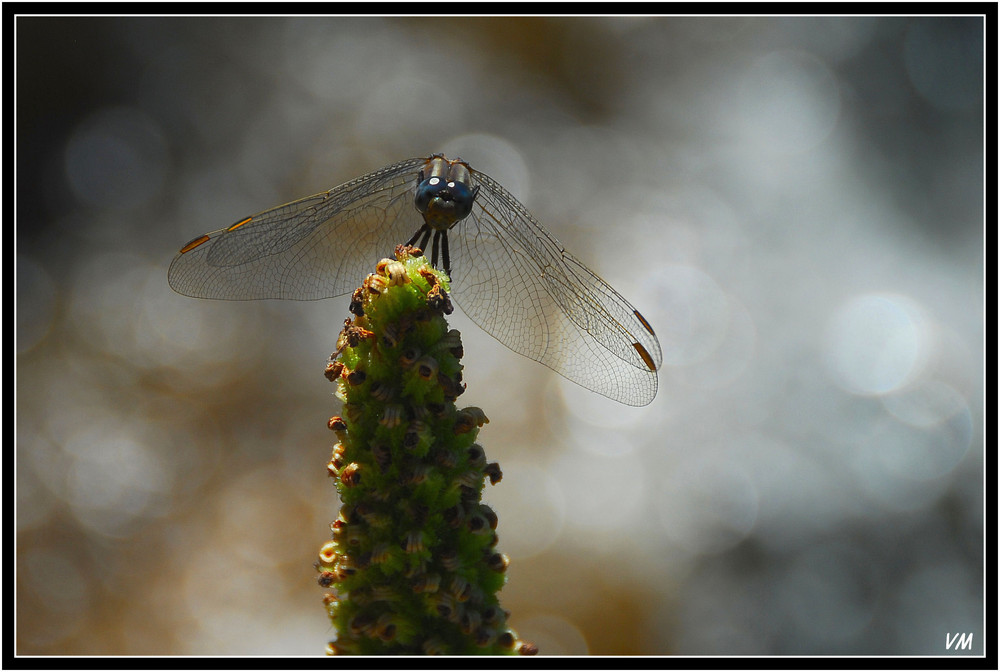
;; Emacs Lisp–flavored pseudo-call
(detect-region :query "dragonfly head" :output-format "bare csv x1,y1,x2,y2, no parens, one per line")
415,156,479,231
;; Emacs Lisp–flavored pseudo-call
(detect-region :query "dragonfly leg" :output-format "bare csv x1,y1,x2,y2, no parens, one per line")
441,231,451,277
407,224,432,253
418,227,433,254
431,230,442,268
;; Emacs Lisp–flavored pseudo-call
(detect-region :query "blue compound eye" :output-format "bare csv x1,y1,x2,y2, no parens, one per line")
414,177,439,213
446,180,476,220
414,176,477,228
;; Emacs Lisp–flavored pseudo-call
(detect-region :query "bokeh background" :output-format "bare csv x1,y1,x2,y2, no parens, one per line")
15,16,985,656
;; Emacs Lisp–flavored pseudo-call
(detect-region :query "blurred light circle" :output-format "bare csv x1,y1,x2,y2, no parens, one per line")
180,549,290,654
281,19,397,103
563,414,646,456
67,251,254,386
647,264,732,367
851,417,955,512
355,73,464,150
776,17,878,63
655,457,758,555
552,449,646,530
557,373,659,432
442,132,531,204
64,107,169,210
881,380,970,429
904,19,983,112
517,613,589,655
855,458,950,513
735,435,847,550
16,464,57,532
484,461,565,560
17,255,57,354
894,564,981,654
20,547,92,646
823,293,931,396
737,50,841,153
862,410,973,483
778,543,878,643
67,251,152,353
64,423,172,538
138,260,252,368
672,293,756,390
632,184,746,269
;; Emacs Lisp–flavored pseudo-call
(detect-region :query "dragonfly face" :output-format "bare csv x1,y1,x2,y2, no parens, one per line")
169,154,662,406
408,155,480,274
414,155,479,230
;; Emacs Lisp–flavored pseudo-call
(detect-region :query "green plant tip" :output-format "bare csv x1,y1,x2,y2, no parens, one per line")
317,244,535,656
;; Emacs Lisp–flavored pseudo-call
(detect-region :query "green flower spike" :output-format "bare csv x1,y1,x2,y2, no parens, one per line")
318,244,537,656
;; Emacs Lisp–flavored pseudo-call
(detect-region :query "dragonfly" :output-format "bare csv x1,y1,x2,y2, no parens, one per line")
168,154,661,406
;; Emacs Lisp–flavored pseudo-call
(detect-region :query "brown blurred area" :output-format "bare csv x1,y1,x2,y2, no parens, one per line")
15,15,984,656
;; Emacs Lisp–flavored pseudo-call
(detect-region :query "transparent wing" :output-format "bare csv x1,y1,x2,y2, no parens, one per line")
167,157,427,300
450,169,662,406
